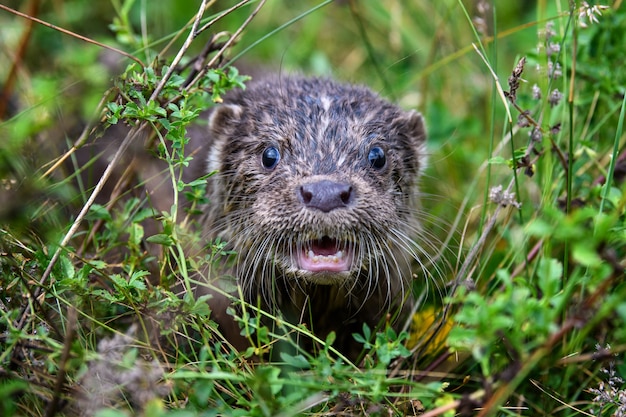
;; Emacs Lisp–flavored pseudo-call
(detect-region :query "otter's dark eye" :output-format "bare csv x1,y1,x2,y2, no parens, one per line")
367,146,386,169
262,146,281,170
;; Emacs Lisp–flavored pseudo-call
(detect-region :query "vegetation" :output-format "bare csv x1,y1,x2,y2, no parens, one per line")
1,0,625,415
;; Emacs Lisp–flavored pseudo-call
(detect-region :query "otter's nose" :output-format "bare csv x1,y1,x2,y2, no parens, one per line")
298,180,354,212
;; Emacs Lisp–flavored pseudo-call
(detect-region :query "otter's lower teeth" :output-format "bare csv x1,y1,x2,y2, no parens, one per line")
307,250,344,264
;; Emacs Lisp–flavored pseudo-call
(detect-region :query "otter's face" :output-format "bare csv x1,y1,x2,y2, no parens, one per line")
204,77,426,299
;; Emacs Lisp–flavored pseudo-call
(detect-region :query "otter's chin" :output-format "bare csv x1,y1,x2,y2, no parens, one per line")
294,237,354,279
300,270,352,285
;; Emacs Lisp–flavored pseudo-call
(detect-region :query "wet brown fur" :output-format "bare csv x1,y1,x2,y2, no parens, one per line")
198,76,427,358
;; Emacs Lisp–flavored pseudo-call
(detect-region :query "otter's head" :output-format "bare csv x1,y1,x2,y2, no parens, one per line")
204,76,426,302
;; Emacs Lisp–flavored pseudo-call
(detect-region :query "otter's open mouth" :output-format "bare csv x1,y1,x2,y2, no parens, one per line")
296,236,353,273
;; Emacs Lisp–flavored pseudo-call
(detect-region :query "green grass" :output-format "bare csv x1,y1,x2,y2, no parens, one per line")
1,1,626,416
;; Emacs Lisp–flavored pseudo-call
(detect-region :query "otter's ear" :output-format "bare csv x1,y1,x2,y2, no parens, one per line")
206,104,243,175
393,110,427,175
208,104,243,138
396,110,426,145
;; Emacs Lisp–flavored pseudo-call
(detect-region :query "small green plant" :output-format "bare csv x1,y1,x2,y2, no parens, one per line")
354,324,412,368
440,2,626,415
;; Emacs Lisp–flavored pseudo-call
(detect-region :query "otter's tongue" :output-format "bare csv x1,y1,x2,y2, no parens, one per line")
298,237,351,272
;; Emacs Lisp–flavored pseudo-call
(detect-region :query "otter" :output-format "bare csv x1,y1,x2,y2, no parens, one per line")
198,76,427,358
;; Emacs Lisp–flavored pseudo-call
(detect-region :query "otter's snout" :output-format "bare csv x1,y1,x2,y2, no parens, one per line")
298,180,354,212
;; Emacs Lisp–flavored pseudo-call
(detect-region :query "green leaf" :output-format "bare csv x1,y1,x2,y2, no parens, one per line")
526,218,553,238
188,295,212,317
58,255,75,280
110,274,127,289
280,352,311,369
488,156,508,165
93,289,119,302
127,270,149,291
129,223,144,247
132,208,156,223
572,243,602,267
87,204,111,221
146,233,175,246
537,258,562,298
325,330,336,346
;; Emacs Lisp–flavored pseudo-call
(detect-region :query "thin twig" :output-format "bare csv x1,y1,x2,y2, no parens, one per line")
16,124,147,331
44,307,78,417
420,389,486,417
510,239,543,278
0,3,144,68
224,0,333,67
182,32,230,89
451,181,510,288
185,0,267,88
149,0,212,102
196,0,251,36
506,97,570,173
40,88,116,180
0,0,40,119
472,43,512,123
